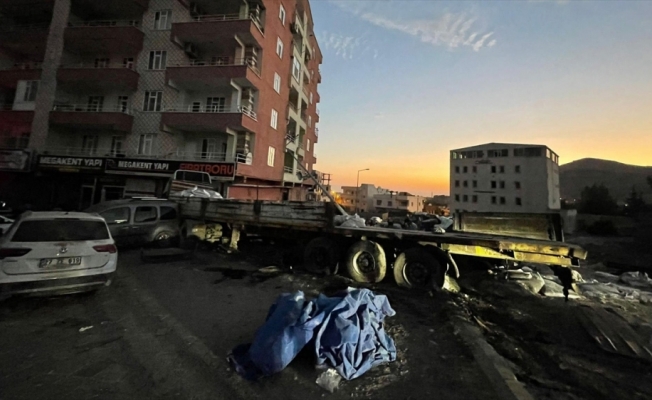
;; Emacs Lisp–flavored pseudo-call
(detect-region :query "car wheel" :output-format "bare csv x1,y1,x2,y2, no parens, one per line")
393,247,445,290
153,231,176,248
345,240,386,283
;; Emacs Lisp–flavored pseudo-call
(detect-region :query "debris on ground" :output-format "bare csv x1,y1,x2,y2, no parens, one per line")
315,367,342,392
228,288,396,382
78,326,94,333
334,214,366,228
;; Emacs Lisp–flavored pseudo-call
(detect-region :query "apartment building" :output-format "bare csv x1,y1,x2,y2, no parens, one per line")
373,192,426,214
339,184,390,213
0,0,322,210
449,143,561,214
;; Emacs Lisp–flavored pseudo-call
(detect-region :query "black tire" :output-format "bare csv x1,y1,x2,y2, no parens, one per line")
303,237,340,275
345,240,386,283
153,231,176,248
393,247,445,289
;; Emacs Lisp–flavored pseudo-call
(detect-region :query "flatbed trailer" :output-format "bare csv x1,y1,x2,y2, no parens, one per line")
171,195,587,290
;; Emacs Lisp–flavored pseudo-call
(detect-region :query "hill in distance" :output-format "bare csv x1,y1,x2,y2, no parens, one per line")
559,158,652,201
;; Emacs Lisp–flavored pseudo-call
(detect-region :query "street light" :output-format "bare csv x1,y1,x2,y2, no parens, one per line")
356,168,370,213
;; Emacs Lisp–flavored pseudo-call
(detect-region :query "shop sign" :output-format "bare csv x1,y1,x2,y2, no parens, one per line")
37,155,104,171
106,158,236,179
0,149,31,171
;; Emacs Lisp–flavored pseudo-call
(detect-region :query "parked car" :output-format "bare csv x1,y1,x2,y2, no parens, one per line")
0,215,13,235
0,211,117,296
85,198,181,247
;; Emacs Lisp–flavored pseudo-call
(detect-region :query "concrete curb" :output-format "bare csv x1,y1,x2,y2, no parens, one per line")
451,315,535,400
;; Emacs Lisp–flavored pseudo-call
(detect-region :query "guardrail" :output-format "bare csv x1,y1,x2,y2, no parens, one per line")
164,105,257,120
284,166,294,174
41,147,124,157
169,57,260,74
52,104,133,114
0,62,42,70
191,13,263,31
67,19,141,28
60,62,136,70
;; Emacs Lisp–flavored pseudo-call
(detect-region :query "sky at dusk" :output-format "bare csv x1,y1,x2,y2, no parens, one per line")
309,0,652,196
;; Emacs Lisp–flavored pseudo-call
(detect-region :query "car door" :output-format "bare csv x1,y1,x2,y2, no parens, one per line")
132,206,159,245
98,207,133,246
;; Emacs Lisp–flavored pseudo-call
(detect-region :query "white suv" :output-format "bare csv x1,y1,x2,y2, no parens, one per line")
0,212,117,296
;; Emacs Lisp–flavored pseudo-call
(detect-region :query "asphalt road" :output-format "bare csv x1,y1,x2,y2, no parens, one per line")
0,246,504,400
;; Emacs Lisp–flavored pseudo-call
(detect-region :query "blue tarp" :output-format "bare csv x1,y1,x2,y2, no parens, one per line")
228,288,397,380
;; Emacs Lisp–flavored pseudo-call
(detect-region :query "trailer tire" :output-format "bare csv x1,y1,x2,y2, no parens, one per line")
394,247,445,289
304,237,340,275
345,241,386,283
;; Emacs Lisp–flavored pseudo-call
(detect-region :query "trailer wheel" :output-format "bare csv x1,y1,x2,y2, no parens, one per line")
304,237,340,275
394,247,445,289
345,241,386,283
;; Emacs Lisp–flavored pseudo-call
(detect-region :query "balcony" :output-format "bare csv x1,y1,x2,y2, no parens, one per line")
0,64,42,89
171,14,263,50
0,103,35,123
0,24,50,59
72,0,149,18
57,63,139,92
65,20,144,55
0,0,54,19
169,150,236,163
166,58,261,90
50,104,134,132
162,105,257,133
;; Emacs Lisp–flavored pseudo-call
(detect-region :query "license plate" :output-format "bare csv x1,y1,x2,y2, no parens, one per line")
39,257,82,268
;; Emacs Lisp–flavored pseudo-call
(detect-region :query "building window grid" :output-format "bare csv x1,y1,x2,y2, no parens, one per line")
138,134,154,155
267,146,275,166
148,51,167,70
276,37,284,58
515,165,521,173
154,10,171,30
472,180,477,188
515,197,522,206
472,195,478,203
273,73,281,93
24,80,39,101
270,109,278,129
515,181,521,189
279,4,286,25
143,91,162,112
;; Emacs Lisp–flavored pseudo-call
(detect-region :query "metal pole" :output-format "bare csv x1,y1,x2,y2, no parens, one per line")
290,151,348,216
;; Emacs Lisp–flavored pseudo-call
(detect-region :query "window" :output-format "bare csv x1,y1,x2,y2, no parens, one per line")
143,91,162,111
307,139,310,152
118,96,129,113
491,196,497,204
472,195,478,203
100,208,130,225
160,206,177,220
463,195,468,203
273,73,281,93
87,96,104,112
463,180,468,187
499,165,505,173
473,180,477,188
24,81,39,101
499,181,505,189
110,136,124,156
148,50,167,70
463,166,468,173
500,197,506,205
455,166,459,173
267,146,275,166
472,166,477,173
191,101,201,112
206,97,225,112
12,220,109,242
94,58,109,68
514,147,543,157
515,197,522,206
455,194,460,201
455,180,460,187
310,92,313,104
201,138,217,159
488,149,509,157
515,181,521,189
491,166,496,173
270,109,278,129
135,206,157,223
279,4,286,25
82,135,98,155
515,165,521,173
292,57,300,80
388,201,392,207
138,134,154,155
491,181,496,189
154,10,171,30
376,200,382,206
276,37,284,58
123,58,134,69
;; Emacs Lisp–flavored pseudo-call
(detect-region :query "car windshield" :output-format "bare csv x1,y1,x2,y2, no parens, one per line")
11,219,110,242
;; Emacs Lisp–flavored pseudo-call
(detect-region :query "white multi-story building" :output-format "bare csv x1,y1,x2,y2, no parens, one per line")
373,192,426,214
450,143,561,214
339,184,389,213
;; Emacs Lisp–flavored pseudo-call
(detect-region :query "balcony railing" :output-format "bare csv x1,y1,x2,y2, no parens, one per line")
60,62,136,70
284,166,294,174
41,146,249,163
67,19,142,29
315,127,319,137
169,57,260,75
52,104,133,114
191,13,263,31
0,62,42,70
164,105,257,120
168,150,235,162
0,23,49,33
41,146,126,157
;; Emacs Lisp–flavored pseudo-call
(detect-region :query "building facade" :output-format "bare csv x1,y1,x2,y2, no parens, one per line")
0,0,322,210
339,184,389,213
373,192,426,214
449,143,561,214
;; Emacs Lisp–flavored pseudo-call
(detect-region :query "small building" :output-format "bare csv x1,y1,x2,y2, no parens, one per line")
339,184,390,213
450,143,561,214
373,192,426,214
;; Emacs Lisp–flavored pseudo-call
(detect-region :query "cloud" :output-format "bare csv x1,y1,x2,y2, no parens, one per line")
318,31,378,60
330,1,496,52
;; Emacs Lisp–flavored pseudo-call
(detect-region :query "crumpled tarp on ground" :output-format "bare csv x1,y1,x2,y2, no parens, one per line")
229,288,396,381
174,186,223,199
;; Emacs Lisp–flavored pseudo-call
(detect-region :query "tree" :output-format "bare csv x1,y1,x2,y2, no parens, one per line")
625,186,646,217
579,184,617,215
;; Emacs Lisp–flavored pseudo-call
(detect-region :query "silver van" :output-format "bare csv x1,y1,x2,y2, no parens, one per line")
85,198,180,247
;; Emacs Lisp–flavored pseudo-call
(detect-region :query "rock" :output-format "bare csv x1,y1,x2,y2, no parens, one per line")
593,271,620,284
540,280,582,299
514,272,545,295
